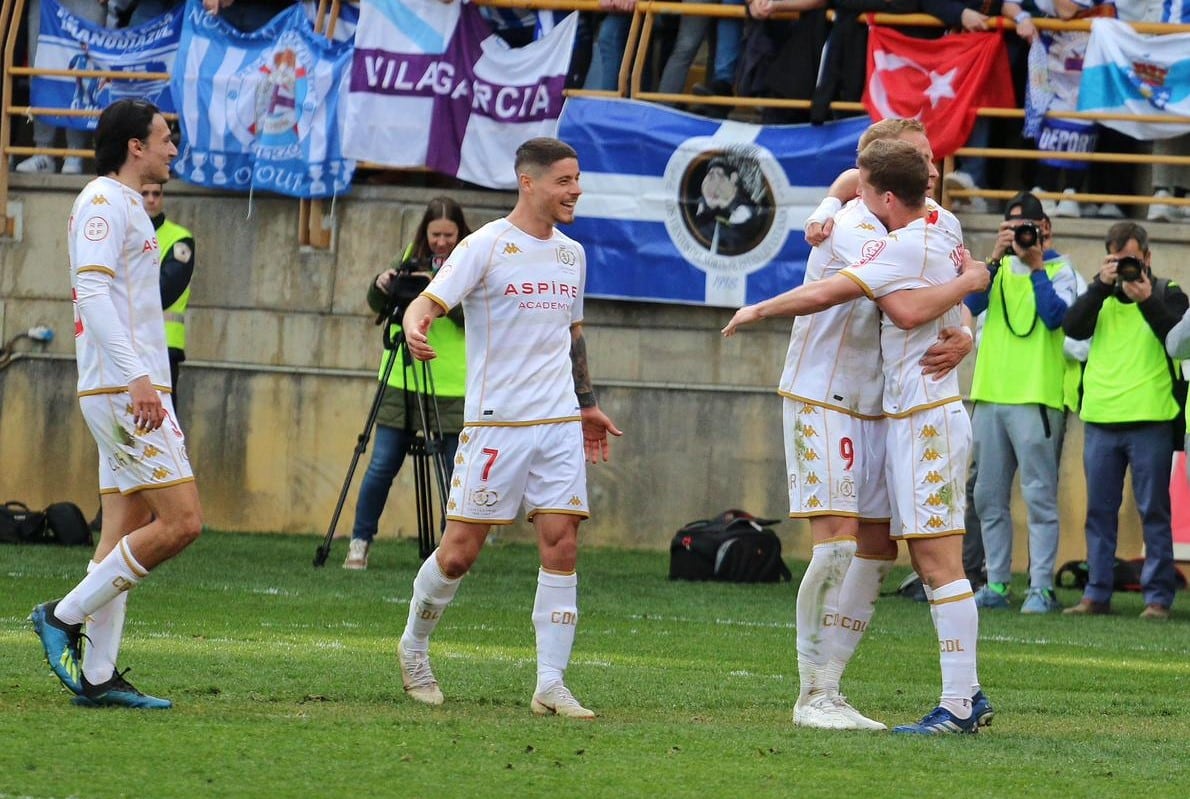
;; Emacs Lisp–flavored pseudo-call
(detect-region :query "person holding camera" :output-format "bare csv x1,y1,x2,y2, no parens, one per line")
963,192,1080,614
343,197,472,570
1062,222,1186,620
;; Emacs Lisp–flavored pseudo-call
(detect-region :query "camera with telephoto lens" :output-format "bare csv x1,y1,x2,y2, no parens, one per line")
1013,222,1041,250
1115,256,1145,283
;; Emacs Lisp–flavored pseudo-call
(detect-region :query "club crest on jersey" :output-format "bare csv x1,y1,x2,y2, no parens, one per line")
858,240,885,264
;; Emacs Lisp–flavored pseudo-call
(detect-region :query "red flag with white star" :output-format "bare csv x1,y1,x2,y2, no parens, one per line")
863,27,1016,160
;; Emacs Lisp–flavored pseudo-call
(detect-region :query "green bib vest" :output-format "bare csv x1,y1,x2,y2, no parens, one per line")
157,218,193,351
380,317,466,398
970,256,1069,409
1081,297,1178,424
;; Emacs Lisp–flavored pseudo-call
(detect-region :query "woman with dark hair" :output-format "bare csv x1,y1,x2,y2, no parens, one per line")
344,197,472,569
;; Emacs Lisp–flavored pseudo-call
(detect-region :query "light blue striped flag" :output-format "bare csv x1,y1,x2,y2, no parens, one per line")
556,98,869,307
1078,18,1190,140
169,0,355,198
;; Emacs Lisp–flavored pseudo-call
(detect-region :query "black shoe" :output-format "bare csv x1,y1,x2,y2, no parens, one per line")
72,668,172,709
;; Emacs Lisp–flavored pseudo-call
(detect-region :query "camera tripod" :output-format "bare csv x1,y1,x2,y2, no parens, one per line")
313,315,451,567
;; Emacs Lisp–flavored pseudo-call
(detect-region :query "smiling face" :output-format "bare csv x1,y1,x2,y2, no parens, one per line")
425,217,460,259
529,157,582,226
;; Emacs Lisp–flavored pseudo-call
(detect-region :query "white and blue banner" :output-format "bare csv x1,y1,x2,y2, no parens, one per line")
1079,18,1190,140
557,98,869,308
342,0,577,190
31,0,182,131
170,0,355,198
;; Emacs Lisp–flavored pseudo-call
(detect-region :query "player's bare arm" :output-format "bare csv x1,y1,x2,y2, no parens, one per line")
571,324,623,463
804,169,861,246
875,250,989,330
722,273,865,336
401,294,445,361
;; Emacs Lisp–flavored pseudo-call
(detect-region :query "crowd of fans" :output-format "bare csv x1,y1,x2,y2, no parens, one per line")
9,0,1188,222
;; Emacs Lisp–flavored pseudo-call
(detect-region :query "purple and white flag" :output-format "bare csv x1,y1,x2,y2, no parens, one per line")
342,0,576,189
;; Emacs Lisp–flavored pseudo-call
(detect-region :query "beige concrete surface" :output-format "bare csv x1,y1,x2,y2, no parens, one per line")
2,176,1188,569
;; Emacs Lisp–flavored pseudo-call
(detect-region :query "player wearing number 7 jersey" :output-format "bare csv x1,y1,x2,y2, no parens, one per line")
396,137,622,718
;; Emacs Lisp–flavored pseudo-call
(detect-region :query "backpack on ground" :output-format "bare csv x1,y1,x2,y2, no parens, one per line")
44,502,93,547
1056,557,1188,592
669,510,793,583
0,501,47,544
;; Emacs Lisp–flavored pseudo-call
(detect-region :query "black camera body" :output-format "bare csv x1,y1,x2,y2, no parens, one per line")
1013,222,1041,250
1116,256,1145,283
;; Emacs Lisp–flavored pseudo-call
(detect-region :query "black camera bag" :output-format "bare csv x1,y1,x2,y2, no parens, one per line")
669,510,792,583
0,501,48,544
44,502,93,547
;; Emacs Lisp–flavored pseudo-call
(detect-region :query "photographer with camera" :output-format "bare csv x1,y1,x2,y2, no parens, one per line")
1062,222,1186,620
343,197,472,570
963,192,1080,614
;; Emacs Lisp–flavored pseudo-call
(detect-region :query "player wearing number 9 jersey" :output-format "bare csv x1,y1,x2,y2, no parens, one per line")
393,138,621,719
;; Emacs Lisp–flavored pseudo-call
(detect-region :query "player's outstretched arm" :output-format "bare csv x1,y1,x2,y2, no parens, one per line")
572,325,623,463
722,274,865,336
401,295,445,361
877,251,990,330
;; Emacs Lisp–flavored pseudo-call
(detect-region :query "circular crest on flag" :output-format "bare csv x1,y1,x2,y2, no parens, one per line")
663,138,790,276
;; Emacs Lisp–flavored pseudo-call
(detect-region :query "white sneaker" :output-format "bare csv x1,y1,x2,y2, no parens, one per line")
1096,203,1125,219
61,156,85,175
1148,189,1178,222
1054,188,1081,218
531,683,596,719
826,693,887,731
343,538,369,570
1033,186,1057,217
397,639,443,705
794,691,881,730
15,154,54,173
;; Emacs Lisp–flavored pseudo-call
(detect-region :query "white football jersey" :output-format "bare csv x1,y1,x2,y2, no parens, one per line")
840,207,966,416
69,176,169,395
779,199,886,418
423,218,585,425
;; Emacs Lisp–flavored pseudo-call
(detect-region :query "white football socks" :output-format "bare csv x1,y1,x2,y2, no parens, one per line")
402,552,462,652
55,538,146,626
820,553,894,693
80,559,127,685
532,568,579,693
795,538,856,698
931,578,978,719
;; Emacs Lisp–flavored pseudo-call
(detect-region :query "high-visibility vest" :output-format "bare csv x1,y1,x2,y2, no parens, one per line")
157,218,193,351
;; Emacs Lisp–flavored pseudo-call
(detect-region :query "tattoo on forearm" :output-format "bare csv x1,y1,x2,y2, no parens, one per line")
571,331,596,408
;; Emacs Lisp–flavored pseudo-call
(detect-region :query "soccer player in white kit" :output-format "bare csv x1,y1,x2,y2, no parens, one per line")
30,99,203,709
397,138,622,718
724,138,988,734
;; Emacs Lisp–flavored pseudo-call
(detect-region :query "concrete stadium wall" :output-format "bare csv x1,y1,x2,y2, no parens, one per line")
3,174,1188,567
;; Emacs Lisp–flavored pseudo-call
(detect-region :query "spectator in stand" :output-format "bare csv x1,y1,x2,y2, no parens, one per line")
585,0,636,91
964,192,1080,614
1062,221,1185,620
734,0,828,124
655,0,747,117
15,0,107,175
1024,0,1121,219
1141,0,1190,222
201,0,292,31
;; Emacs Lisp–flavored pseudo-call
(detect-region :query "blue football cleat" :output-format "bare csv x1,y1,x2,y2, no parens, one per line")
892,705,979,735
29,601,83,694
72,669,172,710
972,690,995,727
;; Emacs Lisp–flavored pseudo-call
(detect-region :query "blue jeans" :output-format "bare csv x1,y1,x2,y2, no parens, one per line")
657,0,743,94
351,424,460,543
1082,421,1178,608
585,14,633,91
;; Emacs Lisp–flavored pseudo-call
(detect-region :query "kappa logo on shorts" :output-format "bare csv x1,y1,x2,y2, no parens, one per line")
920,448,942,462
918,424,940,439
801,425,819,438
806,497,823,509
470,487,499,507
459,432,470,444
568,495,583,507
805,472,821,486
452,476,461,487
925,515,947,530
448,498,458,511
803,450,819,462
924,470,945,484
799,403,816,415
455,454,465,465
925,493,945,507
152,466,171,480
143,444,161,458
